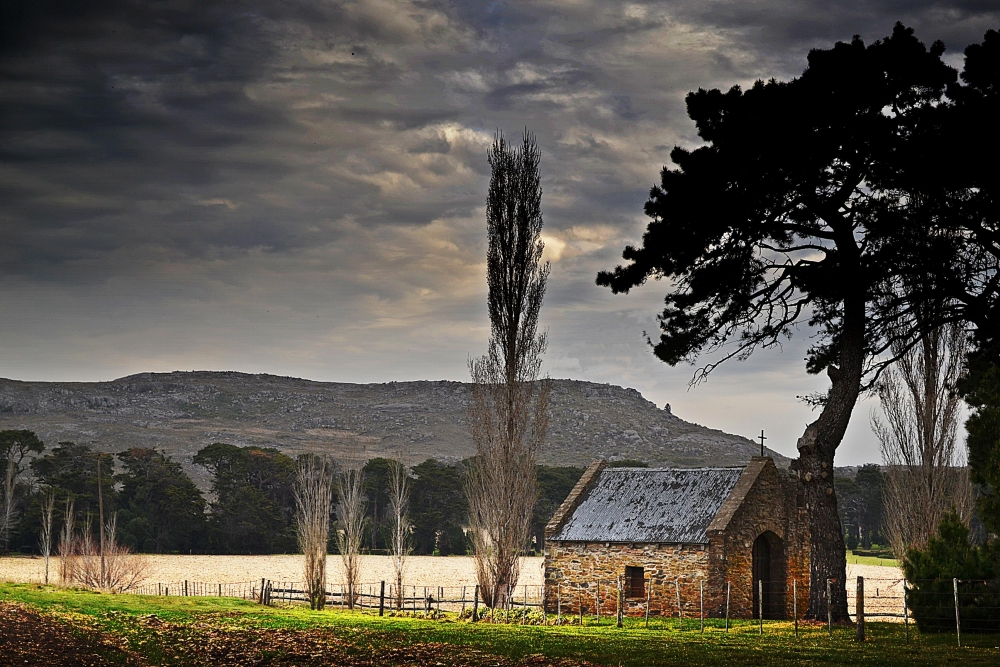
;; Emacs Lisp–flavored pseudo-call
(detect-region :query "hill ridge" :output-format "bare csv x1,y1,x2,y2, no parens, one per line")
0,371,786,488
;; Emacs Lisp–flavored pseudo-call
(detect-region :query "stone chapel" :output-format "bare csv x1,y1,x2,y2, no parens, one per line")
543,457,810,619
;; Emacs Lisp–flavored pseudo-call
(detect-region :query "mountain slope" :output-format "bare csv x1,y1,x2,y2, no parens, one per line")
0,371,786,487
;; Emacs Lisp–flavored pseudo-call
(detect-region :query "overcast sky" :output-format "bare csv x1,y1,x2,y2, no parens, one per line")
2,1,997,464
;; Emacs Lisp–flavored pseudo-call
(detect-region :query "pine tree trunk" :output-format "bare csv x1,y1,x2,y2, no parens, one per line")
798,293,864,622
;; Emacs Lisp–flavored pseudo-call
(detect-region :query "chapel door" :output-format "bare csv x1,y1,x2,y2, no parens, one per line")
752,533,772,619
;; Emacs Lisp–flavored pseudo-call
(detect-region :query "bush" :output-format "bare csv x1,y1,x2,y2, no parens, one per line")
903,512,1000,632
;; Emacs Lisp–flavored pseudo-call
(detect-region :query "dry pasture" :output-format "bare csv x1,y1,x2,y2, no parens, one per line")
1,554,899,616
0,554,546,590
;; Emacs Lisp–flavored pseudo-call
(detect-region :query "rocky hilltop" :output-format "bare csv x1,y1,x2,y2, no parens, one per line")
0,372,786,487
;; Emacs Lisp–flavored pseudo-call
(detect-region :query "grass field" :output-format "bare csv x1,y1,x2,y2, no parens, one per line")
2,582,998,666
848,553,901,568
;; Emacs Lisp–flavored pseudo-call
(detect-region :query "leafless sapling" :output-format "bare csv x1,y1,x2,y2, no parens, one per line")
0,456,14,553
336,463,367,610
387,459,411,609
294,454,335,610
71,512,148,592
874,321,974,557
40,490,56,585
58,497,75,584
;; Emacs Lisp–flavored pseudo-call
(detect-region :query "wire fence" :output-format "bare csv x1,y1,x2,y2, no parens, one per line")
125,574,1000,645
265,581,545,620
131,581,261,600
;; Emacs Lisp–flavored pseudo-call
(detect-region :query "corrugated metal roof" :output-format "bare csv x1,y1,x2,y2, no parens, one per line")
550,466,744,544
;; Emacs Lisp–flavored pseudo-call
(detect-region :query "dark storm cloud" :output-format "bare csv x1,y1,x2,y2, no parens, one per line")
1,1,998,463
681,0,998,42
0,0,299,272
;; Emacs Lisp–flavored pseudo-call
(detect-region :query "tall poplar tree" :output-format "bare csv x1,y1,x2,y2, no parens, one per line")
467,129,550,608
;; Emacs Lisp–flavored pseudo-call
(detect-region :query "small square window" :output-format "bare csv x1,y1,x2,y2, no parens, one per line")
625,565,645,598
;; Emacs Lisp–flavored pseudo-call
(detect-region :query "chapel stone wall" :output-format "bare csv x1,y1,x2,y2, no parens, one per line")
543,541,715,617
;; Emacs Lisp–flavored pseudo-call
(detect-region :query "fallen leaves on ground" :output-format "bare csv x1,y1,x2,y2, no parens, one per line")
0,603,592,666
0,602,143,666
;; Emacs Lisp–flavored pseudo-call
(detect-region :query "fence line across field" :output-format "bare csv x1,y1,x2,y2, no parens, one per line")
131,580,261,600
123,574,1000,645
126,576,910,622
264,581,547,614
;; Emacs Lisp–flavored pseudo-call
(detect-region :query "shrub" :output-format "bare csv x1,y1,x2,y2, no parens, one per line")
903,512,1000,632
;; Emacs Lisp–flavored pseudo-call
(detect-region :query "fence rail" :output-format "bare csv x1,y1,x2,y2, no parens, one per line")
124,575,1000,645
265,581,545,616
132,581,261,600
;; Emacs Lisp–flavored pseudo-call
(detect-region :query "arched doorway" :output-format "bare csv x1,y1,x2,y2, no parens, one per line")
752,531,785,619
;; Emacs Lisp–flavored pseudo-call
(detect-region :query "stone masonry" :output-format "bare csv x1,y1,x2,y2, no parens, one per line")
544,457,810,619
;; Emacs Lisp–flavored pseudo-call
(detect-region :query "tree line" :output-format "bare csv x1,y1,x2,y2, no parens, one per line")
0,432,586,557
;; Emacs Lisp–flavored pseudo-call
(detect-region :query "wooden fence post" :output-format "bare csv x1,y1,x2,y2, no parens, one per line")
827,578,832,637
616,577,625,628
758,579,763,635
675,579,682,631
596,580,601,622
725,582,730,633
954,578,961,648
700,580,704,633
379,581,385,616
473,584,479,622
645,578,651,629
903,583,909,644
616,578,623,628
507,583,513,624
856,576,865,642
522,585,527,624
793,579,798,638
184,580,188,597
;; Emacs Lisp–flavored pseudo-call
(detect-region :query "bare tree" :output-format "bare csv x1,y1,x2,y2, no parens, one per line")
387,459,411,610
68,513,148,592
0,456,14,553
294,455,334,610
466,130,550,609
96,453,107,589
40,491,56,585
0,430,44,553
874,321,974,558
58,498,75,584
336,464,366,610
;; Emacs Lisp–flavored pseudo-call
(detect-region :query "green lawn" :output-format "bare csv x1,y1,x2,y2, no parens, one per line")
2,583,998,666
848,552,901,568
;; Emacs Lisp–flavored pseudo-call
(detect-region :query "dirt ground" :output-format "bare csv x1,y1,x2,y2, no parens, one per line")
0,601,588,667
0,602,141,666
